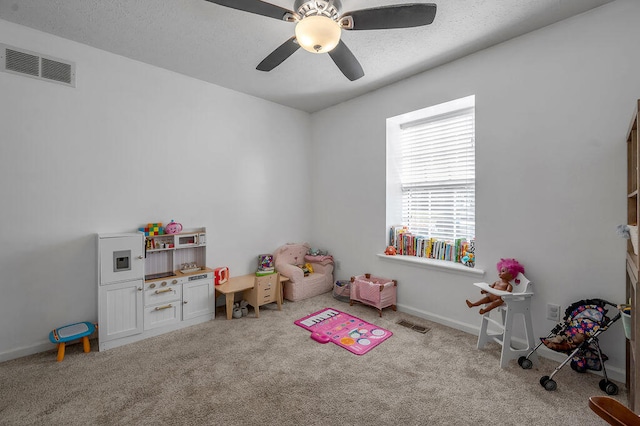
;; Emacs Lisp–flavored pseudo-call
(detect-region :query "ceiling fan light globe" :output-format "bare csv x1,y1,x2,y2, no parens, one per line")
295,16,341,54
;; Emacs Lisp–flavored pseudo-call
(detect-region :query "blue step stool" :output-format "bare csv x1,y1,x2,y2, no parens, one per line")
49,322,95,362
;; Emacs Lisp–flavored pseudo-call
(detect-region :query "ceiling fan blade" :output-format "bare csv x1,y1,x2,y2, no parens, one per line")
341,3,437,30
256,37,300,71
204,0,294,21
328,40,364,81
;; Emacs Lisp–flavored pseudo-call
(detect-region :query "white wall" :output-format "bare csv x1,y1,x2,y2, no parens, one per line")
0,20,312,360
1,0,637,381
309,0,639,380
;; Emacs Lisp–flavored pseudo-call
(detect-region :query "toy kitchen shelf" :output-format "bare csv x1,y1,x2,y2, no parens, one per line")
144,228,207,279
97,227,214,352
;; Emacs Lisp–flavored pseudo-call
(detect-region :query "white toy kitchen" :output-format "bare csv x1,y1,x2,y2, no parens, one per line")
97,227,214,351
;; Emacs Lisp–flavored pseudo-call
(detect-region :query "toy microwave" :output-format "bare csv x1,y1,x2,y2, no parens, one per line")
175,233,206,248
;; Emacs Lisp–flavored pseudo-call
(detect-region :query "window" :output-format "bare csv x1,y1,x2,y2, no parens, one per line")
386,95,475,261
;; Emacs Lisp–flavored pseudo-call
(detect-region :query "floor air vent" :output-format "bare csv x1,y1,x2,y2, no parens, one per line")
1,44,75,87
397,319,430,334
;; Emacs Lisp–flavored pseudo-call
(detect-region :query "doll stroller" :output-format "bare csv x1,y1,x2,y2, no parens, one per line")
517,298,621,394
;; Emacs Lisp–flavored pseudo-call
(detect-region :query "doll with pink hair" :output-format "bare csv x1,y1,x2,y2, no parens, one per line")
466,258,525,314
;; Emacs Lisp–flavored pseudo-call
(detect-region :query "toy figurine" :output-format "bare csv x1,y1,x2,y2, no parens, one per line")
466,258,525,314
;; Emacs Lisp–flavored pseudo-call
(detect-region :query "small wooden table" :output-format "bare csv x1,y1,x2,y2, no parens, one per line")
215,274,288,320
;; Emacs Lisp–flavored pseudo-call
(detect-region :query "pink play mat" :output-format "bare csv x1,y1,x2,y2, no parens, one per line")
295,308,392,355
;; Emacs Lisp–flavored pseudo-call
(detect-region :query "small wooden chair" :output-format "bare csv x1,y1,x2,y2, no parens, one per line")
589,396,640,426
49,322,95,362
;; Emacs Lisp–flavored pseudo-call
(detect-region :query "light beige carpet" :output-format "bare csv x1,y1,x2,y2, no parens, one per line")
0,292,625,425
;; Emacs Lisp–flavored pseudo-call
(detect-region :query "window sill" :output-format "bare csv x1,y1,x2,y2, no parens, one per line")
376,254,485,277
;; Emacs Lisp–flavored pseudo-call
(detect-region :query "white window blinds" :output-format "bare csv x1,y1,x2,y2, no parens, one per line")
399,104,475,241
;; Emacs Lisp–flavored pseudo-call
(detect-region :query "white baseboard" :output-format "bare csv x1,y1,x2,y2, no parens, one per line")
397,303,625,384
0,340,54,363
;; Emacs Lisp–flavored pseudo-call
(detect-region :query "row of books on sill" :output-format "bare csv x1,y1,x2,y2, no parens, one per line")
389,226,475,264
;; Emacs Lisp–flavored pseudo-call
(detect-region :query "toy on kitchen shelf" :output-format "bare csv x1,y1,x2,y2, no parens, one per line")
465,258,525,314
164,220,183,234
139,223,164,236
180,262,201,274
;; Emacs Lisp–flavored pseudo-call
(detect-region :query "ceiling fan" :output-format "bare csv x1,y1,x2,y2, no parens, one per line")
204,0,437,81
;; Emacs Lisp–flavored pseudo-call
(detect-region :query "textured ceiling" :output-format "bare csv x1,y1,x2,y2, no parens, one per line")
0,0,615,112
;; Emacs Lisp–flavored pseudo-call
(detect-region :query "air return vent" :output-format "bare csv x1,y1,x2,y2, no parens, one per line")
1,44,75,87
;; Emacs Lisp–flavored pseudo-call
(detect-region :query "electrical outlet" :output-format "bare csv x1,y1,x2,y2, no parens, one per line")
547,303,561,322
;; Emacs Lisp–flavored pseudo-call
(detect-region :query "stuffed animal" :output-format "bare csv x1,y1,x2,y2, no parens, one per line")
299,263,314,276
465,258,525,314
305,263,314,274
541,332,586,351
307,248,328,256
385,246,397,255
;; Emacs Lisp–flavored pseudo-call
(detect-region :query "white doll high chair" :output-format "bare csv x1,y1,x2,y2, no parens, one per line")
473,272,535,368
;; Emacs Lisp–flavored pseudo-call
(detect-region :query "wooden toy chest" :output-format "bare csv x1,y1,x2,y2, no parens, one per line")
350,273,397,317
